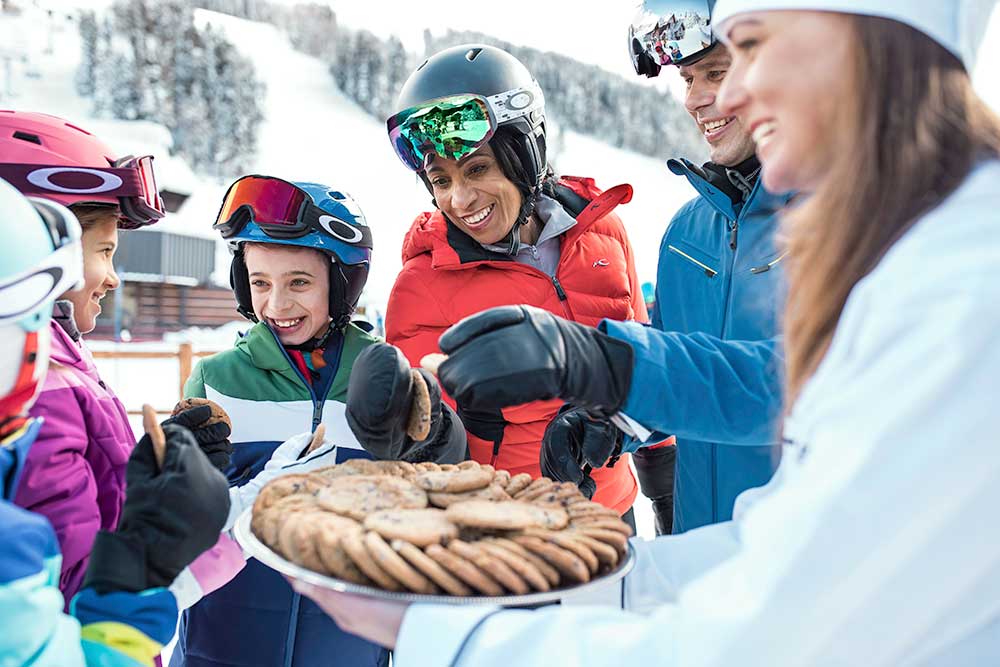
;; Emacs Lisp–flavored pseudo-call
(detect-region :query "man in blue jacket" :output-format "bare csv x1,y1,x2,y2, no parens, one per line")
538,0,787,535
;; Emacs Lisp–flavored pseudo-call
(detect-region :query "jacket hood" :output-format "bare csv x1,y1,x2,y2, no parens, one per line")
400,176,633,270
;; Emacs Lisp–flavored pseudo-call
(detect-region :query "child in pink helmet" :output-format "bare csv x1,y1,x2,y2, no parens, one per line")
0,111,243,609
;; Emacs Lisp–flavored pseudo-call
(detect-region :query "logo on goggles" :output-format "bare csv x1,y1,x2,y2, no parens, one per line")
318,215,364,244
26,167,125,195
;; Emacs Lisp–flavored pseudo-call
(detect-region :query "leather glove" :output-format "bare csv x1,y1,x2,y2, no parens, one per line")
346,342,466,464
224,431,340,531
634,443,677,536
162,403,232,472
437,305,634,419
540,406,624,499
83,424,231,593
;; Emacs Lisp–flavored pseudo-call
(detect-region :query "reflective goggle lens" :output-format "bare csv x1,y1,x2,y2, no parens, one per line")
388,95,494,171
214,176,308,237
134,155,164,216
629,0,715,67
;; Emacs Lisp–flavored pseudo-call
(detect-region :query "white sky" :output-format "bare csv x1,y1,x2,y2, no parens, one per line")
320,0,1000,108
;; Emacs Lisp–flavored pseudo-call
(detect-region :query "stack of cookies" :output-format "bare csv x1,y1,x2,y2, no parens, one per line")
250,459,633,597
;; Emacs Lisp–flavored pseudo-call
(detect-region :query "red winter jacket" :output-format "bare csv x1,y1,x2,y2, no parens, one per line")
386,176,647,514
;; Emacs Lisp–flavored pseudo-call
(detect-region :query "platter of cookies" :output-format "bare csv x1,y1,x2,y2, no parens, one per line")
233,459,636,606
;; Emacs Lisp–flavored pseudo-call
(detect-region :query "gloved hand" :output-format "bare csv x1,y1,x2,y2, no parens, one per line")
634,443,677,536
346,342,466,464
162,403,233,471
83,423,231,594
437,305,634,419
224,430,341,531
540,406,624,499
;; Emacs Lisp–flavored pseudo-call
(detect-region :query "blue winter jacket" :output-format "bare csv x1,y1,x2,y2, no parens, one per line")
604,158,788,533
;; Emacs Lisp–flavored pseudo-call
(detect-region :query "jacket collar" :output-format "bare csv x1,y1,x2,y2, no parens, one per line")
48,305,86,371
401,177,634,270
668,157,791,220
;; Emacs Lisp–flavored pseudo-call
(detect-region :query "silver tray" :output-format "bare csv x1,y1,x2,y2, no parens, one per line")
233,509,635,607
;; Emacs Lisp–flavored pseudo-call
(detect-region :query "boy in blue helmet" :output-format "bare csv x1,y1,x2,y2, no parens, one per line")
171,176,464,667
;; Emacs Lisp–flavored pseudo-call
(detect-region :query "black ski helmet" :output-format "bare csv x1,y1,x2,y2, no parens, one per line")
394,44,548,188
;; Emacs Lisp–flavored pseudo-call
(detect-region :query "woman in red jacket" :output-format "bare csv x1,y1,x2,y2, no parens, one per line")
383,44,647,522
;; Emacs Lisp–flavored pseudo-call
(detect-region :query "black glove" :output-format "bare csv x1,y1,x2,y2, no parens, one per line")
437,305,634,419
83,423,231,594
162,403,233,471
634,444,677,536
540,406,624,499
346,343,466,464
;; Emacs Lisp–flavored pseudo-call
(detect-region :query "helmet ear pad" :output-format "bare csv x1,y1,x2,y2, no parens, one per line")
334,263,369,327
230,248,258,322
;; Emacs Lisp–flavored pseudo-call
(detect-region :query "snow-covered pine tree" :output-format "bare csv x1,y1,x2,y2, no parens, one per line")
75,10,98,98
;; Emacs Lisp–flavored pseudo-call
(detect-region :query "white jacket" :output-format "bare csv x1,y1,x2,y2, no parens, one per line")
394,159,1000,667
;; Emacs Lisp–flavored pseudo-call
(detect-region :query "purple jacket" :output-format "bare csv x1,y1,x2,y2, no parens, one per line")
13,309,134,606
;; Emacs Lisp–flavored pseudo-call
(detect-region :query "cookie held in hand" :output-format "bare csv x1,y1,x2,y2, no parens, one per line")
406,369,432,441
419,353,448,376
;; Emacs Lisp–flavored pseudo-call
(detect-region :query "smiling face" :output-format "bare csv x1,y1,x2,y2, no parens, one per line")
62,213,119,335
243,243,331,346
716,11,857,193
679,46,756,166
426,143,523,245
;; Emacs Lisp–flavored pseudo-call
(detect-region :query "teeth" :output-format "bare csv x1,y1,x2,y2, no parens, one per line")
752,121,777,145
704,118,731,132
463,203,494,225
273,318,303,328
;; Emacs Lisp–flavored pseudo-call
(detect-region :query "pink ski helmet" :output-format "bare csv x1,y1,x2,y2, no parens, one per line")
0,111,165,229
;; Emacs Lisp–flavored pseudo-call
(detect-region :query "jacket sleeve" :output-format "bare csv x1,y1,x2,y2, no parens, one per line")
167,534,246,610
0,503,175,667
183,362,208,400
386,266,451,375
394,274,1000,666
599,320,784,447
17,384,102,602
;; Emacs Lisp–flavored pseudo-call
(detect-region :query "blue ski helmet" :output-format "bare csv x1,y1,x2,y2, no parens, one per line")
213,176,373,327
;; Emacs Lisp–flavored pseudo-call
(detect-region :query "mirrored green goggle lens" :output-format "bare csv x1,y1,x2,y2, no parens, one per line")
395,98,493,168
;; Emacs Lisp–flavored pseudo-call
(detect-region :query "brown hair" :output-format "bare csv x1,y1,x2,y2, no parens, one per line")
782,16,1000,405
70,204,121,230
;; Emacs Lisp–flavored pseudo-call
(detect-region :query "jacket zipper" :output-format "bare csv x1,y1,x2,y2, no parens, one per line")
750,250,789,274
551,275,573,319
667,245,718,278
268,327,344,667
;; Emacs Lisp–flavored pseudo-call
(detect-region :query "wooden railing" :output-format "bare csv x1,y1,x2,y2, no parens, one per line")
91,342,219,414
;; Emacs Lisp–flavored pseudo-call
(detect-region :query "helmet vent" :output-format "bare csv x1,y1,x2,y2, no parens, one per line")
465,47,483,61
12,131,42,145
416,59,429,71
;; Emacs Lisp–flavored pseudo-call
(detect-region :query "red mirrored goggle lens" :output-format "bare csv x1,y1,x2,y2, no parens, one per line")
133,155,164,215
215,176,307,233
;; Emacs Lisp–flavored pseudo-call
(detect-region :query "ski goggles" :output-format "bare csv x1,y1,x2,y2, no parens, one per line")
0,198,83,329
213,175,373,252
386,82,544,171
628,0,716,74
0,155,164,229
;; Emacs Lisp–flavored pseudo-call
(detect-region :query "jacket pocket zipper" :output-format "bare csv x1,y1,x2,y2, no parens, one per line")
668,245,718,278
750,251,789,274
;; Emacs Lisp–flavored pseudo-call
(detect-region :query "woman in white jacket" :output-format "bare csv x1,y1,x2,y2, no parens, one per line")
294,1,1000,665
